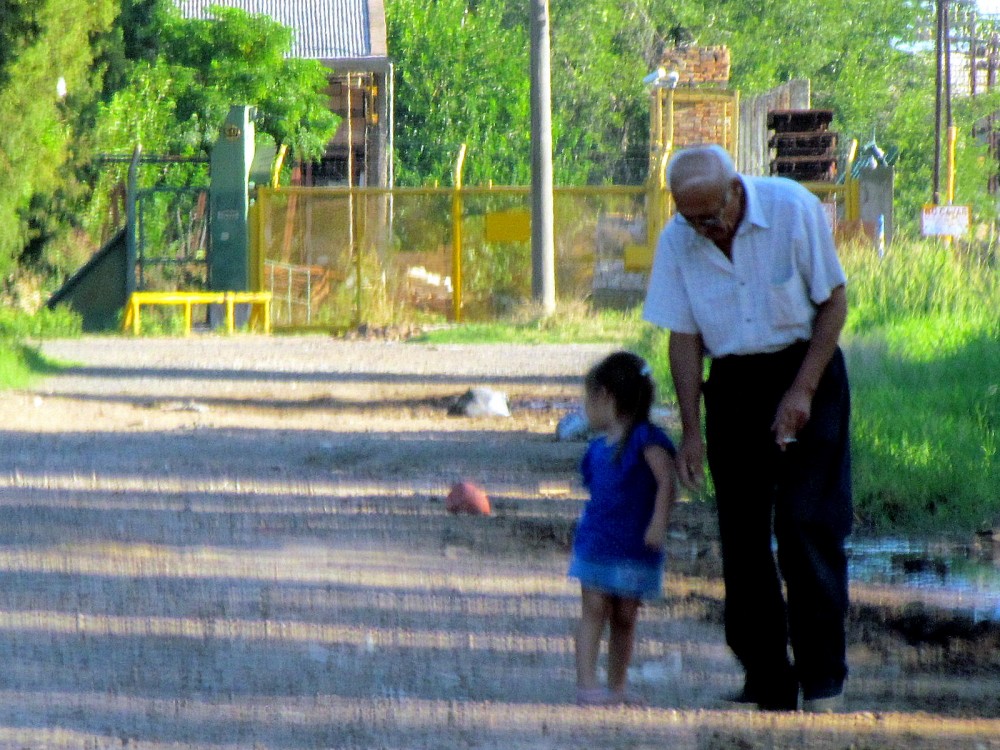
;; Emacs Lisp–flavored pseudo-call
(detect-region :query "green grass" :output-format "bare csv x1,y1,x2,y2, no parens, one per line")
838,239,999,535
413,301,645,344
841,240,997,333
0,341,65,389
0,305,80,389
845,318,998,534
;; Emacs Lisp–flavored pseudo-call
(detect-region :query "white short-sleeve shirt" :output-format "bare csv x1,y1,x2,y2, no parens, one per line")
642,175,847,358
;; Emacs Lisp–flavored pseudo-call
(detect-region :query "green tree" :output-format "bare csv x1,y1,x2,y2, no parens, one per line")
82,5,340,252
95,0,176,97
387,0,667,185
95,6,339,160
387,0,531,185
709,0,991,232
385,0,996,230
548,0,658,184
0,0,117,281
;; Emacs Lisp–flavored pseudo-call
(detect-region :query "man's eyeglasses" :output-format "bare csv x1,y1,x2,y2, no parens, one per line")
680,186,731,230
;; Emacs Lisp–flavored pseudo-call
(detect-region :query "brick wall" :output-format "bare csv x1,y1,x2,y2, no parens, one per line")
659,46,733,149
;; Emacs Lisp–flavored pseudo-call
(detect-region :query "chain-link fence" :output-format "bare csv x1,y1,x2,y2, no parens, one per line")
253,180,857,329
254,185,649,328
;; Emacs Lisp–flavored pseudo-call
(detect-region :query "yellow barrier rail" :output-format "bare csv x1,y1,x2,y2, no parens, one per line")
123,291,272,336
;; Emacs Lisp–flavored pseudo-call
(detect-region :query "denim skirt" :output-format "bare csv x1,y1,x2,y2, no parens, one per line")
568,553,664,600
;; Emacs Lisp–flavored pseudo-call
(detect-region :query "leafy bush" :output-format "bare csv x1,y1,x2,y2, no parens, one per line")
0,305,82,340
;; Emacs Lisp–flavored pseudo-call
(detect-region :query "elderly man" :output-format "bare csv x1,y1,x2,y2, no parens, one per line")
643,144,852,712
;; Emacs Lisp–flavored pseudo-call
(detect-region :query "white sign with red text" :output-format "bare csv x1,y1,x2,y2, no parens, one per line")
921,204,970,237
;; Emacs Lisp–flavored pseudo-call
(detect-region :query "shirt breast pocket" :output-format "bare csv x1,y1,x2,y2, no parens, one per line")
768,274,807,329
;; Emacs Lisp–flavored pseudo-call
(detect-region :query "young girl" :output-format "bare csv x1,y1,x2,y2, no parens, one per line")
569,351,679,706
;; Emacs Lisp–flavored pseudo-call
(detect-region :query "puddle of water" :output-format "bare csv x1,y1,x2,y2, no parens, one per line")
848,536,1000,621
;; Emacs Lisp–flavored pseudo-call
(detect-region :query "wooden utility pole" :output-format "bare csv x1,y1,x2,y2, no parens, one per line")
933,0,944,204
529,0,556,314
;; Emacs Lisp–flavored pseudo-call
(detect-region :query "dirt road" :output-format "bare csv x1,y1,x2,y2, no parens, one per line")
0,335,994,749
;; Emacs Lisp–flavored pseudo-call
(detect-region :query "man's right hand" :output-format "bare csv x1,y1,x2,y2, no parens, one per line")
677,433,705,491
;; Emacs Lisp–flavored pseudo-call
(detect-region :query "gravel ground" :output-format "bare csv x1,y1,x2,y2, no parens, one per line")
0,334,992,749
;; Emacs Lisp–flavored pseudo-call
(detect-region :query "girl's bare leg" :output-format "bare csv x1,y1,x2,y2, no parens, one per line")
576,587,611,690
606,596,640,693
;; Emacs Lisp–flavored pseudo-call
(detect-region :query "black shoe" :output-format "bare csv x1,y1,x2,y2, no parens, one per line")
724,684,798,711
756,692,799,711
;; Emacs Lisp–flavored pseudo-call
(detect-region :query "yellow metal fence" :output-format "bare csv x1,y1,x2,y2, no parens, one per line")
252,180,859,329
254,185,649,327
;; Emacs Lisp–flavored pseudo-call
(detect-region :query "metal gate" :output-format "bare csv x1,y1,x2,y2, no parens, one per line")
136,186,211,291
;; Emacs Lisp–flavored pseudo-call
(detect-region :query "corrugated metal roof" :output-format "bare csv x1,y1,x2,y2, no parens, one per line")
174,0,386,61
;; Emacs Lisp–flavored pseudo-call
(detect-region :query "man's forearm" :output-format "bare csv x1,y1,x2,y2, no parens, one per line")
794,284,847,395
668,332,705,434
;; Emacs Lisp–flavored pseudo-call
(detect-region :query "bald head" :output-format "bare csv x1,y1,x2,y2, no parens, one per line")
666,145,743,242
666,145,736,197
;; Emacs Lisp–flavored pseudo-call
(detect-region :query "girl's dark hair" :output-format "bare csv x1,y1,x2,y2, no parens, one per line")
585,350,655,437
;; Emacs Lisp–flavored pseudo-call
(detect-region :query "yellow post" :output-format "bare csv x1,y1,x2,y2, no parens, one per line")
647,87,674,254
946,125,958,204
130,297,141,336
353,186,363,326
661,85,674,202
665,87,675,157
846,138,859,167
651,87,663,158
646,175,658,254
262,297,271,334
451,143,467,322
658,150,670,240
840,139,860,223
731,90,740,164
845,180,861,223
225,292,235,333
123,296,134,334
270,144,288,189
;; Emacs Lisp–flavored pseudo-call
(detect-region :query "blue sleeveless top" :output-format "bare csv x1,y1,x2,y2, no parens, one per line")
573,422,676,566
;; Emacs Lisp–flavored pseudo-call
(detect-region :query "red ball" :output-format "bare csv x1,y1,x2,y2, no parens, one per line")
446,481,491,515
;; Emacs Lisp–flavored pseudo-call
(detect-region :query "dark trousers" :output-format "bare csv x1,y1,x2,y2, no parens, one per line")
705,343,852,702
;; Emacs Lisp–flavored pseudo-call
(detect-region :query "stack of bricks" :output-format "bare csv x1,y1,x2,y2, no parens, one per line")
659,46,732,149
767,110,838,181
